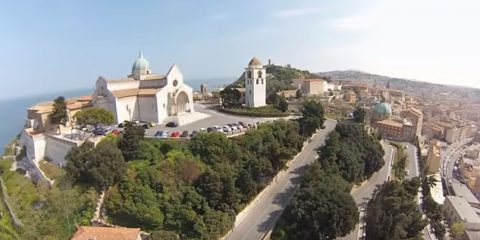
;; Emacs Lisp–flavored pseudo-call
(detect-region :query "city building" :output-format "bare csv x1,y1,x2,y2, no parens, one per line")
25,96,92,133
444,196,480,231
244,57,266,108
71,226,141,240
92,52,194,125
370,101,417,142
451,180,480,207
344,91,357,103
400,108,423,137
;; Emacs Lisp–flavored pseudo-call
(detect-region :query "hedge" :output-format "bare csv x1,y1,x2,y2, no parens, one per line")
219,107,291,118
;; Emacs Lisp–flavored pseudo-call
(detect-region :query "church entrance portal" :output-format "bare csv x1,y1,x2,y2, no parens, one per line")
176,91,190,113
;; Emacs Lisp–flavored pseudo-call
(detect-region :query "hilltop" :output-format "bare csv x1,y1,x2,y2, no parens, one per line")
229,64,322,95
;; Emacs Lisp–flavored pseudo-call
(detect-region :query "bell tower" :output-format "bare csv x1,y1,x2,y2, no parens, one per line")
244,57,266,108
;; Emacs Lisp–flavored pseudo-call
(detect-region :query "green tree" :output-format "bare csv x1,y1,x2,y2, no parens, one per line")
74,107,114,128
49,96,69,128
65,141,126,189
273,162,358,239
352,107,366,123
300,99,325,136
150,230,179,240
366,180,427,239
118,121,145,161
278,94,289,112
295,89,303,99
451,222,465,239
220,87,241,108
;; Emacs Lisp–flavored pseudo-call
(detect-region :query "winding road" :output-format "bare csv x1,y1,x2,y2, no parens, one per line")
223,119,337,240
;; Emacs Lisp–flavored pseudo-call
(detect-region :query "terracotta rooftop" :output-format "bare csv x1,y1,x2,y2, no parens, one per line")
107,78,136,84
28,96,92,114
71,226,140,240
377,119,404,128
248,57,262,66
111,88,161,98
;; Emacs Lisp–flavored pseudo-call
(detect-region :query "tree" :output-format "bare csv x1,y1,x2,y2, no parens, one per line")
299,99,325,136
273,162,358,239
366,180,427,239
451,222,465,239
49,96,69,129
220,87,241,108
352,107,366,123
65,141,126,189
278,94,289,112
118,121,145,161
295,89,303,99
150,230,179,240
74,107,114,128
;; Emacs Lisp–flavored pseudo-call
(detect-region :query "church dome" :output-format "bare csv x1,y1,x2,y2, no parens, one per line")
248,57,263,67
374,102,392,116
131,52,151,75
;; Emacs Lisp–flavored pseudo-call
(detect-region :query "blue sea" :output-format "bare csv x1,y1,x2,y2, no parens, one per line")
0,78,230,152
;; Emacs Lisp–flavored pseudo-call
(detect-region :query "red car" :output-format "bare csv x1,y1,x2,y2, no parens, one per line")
111,129,121,136
170,131,180,137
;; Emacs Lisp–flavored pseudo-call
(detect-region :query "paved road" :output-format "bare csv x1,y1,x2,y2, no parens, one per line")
223,119,338,240
338,142,394,240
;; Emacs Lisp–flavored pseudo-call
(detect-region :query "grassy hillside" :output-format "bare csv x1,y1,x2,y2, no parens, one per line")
229,64,321,95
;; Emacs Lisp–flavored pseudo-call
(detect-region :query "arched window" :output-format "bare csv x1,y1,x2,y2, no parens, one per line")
247,71,252,78
262,79,264,84
256,79,259,84
258,71,262,78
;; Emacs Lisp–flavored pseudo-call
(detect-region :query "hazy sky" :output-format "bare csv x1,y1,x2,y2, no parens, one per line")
1,0,479,100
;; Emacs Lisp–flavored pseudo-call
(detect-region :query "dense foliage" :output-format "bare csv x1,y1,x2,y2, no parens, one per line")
118,121,146,161
0,158,97,239
219,87,242,108
299,99,325,136
103,120,306,239
229,64,321,96
65,140,126,190
353,107,366,123
74,107,114,127
365,179,427,239
266,92,289,112
319,123,385,182
272,162,358,239
49,96,68,127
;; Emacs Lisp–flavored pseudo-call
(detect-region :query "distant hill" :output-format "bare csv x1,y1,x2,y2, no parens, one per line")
317,70,480,103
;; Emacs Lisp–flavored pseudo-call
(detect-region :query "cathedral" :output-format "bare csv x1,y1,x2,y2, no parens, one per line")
92,52,194,124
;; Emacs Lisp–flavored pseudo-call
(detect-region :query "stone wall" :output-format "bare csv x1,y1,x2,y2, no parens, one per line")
45,135,80,167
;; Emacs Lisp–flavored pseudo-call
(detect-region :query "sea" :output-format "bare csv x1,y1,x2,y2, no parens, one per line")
0,78,230,153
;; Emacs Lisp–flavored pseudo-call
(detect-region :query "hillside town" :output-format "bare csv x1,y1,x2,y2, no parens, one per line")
0,51,477,240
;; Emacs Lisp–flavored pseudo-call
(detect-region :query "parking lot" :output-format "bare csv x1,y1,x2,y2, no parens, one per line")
145,103,287,138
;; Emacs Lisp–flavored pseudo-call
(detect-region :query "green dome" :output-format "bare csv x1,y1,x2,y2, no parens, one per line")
374,102,392,115
131,52,151,74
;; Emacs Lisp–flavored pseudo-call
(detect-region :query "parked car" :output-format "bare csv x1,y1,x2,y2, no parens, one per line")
222,126,231,132
154,131,163,138
111,129,121,136
207,127,214,132
190,130,198,138
161,131,169,138
199,128,207,132
170,131,180,137
93,128,107,136
181,130,189,137
238,122,247,128
231,126,238,131
166,122,177,127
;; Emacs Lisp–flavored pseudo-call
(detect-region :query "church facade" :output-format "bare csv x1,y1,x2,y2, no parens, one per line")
92,53,194,124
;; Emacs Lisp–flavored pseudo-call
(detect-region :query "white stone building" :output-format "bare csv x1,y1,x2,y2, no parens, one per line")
244,57,266,108
92,52,194,124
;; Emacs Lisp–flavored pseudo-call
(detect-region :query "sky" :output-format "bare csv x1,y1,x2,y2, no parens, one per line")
1,0,479,100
